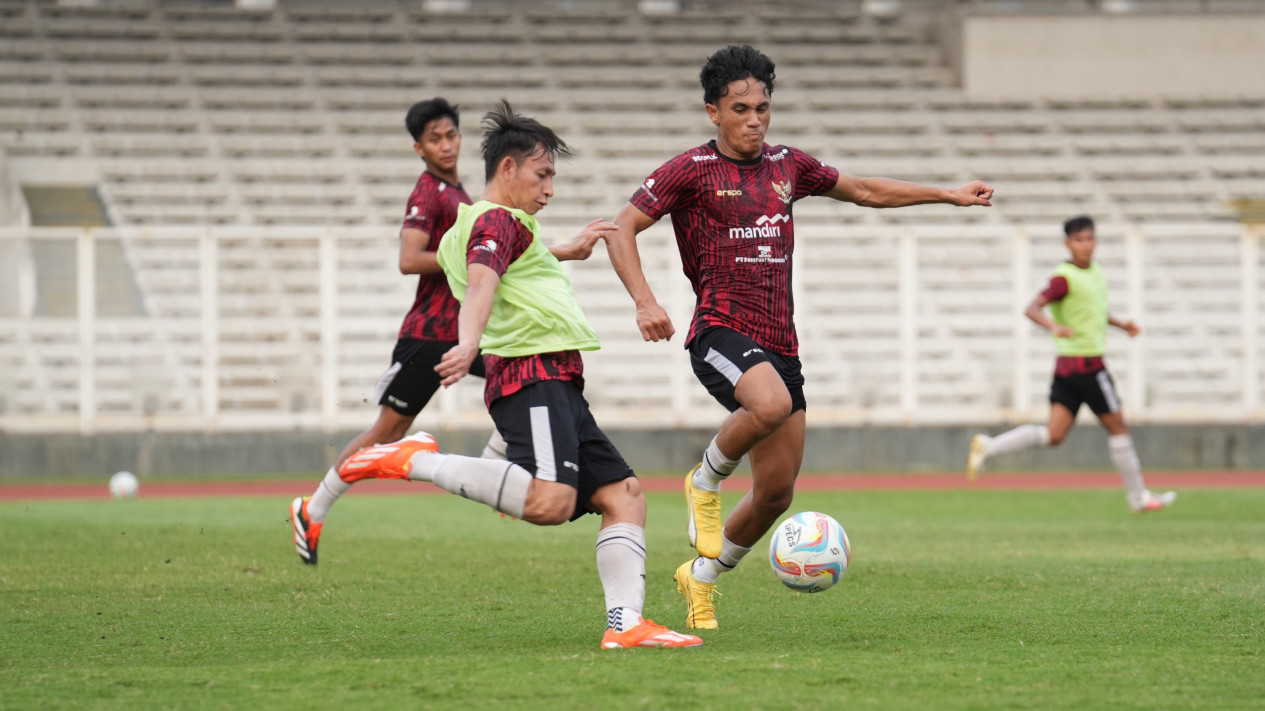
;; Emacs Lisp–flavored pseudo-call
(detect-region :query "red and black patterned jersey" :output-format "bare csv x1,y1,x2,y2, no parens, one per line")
628,140,839,356
1041,275,1070,303
1055,355,1106,377
397,172,471,342
466,207,585,406
482,351,586,408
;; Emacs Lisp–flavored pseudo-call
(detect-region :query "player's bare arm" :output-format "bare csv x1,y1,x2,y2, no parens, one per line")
549,218,619,262
825,175,994,208
1025,294,1074,338
1109,315,1141,337
606,203,675,342
436,263,499,387
398,227,442,275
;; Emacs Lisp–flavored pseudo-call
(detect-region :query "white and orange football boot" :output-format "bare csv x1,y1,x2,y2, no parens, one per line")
1130,490,1177,514
600,618,703,649
337,431,439,483
289,496,322,566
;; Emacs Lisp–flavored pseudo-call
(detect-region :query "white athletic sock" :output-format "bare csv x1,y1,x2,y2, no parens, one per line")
691,532,752,583
306,466,349,523
693,436,741,492
407,451,531,519
1108,433,1148,503
481,429,508,460
984,423,1051,457
597,522,646,632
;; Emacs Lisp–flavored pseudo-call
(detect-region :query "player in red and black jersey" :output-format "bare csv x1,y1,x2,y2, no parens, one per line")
289,98,486,566
605,45,994,629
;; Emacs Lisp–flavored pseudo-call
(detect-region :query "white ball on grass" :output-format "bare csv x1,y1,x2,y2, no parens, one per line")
109,471,139,499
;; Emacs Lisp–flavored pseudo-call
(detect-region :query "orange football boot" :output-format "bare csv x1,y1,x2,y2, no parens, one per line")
338,431,439,483
600,618,703,649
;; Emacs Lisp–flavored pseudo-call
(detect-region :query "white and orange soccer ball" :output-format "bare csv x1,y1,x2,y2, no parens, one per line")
109,471,139,499
769,511,851,593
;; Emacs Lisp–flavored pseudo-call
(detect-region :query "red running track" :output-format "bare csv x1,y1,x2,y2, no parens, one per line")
2,471,1264,501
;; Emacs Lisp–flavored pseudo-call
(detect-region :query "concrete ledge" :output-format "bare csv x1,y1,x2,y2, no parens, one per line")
2,424,1262,479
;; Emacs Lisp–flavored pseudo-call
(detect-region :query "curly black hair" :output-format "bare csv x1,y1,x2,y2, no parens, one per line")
700,44,776,106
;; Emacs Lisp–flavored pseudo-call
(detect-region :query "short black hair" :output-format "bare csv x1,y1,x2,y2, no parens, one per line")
480,98,572,182
1063,215,1095,237
700,44,776,106
405,97,459,142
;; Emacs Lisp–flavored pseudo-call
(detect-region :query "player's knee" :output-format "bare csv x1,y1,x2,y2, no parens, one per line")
746,394,792,434
373,415,412,443
522,505,570,526
521,494,573,526
1048,431,1066,446
587,478,646,521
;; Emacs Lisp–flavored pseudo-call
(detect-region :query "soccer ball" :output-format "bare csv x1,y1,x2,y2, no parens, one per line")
109,471,139,499
769,511,851,593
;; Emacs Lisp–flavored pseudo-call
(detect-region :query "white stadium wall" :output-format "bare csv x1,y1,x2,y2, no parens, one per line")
963,15,1265,99
2,0,1265,475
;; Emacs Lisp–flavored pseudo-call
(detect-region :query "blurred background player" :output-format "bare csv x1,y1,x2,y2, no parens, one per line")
966,216,1176,514
603,44,994,629
289,98,495,565
336,100,701,649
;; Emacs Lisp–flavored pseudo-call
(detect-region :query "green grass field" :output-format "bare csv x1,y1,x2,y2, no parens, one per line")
2,486,1262,710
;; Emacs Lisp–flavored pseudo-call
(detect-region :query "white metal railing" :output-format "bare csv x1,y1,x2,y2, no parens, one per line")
0,221,1261,434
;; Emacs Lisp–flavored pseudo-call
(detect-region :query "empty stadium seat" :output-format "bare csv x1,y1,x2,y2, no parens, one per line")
1,0,1261,430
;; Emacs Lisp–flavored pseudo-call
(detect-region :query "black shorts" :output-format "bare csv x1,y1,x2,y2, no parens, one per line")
488,379,635,522
374,338,486,417
1050,368,1122,417
688,327,806,414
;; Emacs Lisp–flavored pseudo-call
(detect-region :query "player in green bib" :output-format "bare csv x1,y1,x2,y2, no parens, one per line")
966,216,1176,514
336,100,703,650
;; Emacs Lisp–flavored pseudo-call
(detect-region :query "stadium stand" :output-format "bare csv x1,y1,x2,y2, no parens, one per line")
0,0,1262,433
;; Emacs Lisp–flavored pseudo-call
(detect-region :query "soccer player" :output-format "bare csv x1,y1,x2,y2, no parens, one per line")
966,216,1176,514
289,98,603,566
333,100,703,649
603,44,994,629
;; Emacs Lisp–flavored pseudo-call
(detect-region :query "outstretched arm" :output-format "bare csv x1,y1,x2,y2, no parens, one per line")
436,263,499,387
824,175,993,208
549,218,619,262
1109,315,1141,337
1025,294,1074,338
606,202,674,342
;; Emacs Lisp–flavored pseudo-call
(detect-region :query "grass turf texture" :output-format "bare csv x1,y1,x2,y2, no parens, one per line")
2,488,1262,710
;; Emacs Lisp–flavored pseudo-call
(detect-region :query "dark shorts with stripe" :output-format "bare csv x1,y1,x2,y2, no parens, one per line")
688,326,806,414
488,379,635,522
374,338,486,417
1050,367,1121,417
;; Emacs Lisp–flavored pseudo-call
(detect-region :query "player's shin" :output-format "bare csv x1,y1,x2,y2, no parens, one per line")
596,522,647,632
1108,433,1146,501
695,435,740,491
306,466,349,523
692,532,752,583
415,453,530,519
985,423,1050,456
